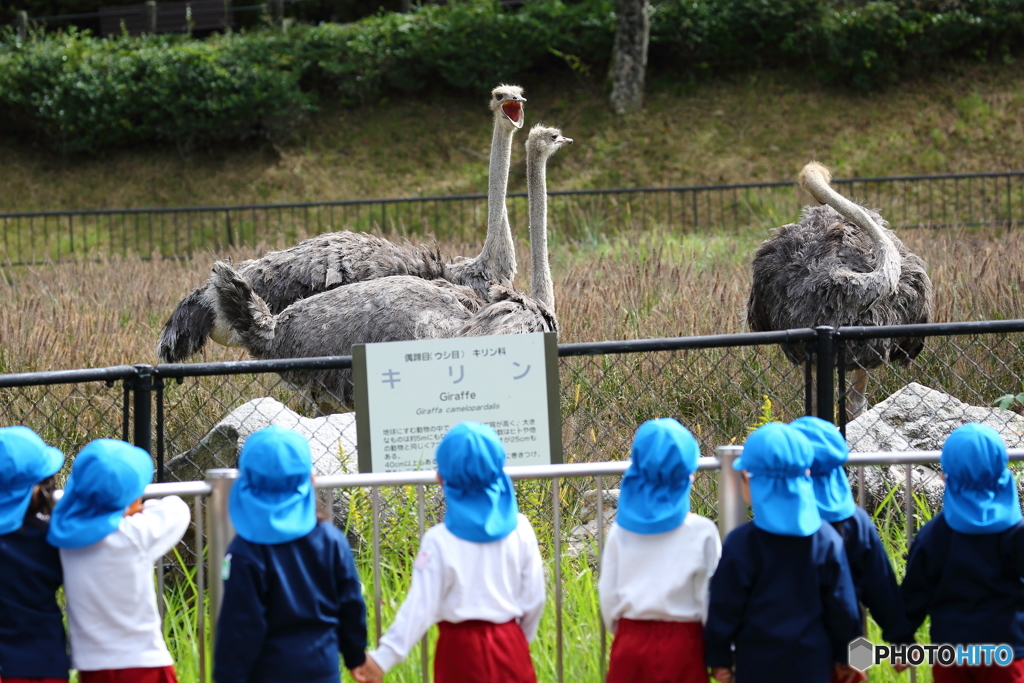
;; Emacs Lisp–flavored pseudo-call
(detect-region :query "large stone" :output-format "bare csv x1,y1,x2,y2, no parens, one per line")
164,397,357,482
568,488,619,557
845,383,1024,511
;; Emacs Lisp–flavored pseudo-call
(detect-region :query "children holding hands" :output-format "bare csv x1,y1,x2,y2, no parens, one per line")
598,417,721,683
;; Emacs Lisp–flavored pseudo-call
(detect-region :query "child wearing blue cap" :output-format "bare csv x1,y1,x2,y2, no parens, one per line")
47,439,190,683
0,426,69,683
358,422,545,683
705,422,861,683
895,423,1024,682
213,425,370,683
791,416,906,653
598,418,722,683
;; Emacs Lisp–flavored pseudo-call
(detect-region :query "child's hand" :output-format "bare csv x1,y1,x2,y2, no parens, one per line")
711,667,733,683
352,654,384,683
893,662,910,673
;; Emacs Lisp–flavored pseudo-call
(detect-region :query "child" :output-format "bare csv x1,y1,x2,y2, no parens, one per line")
213,425,369,683
0,426,68,683
896,422,1024,682
791,416,907,647
357,422,545,683
47,439,190,683
705,422,861,683
598,418,722,683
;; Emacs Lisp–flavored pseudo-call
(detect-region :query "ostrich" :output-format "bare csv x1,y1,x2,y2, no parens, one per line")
204,124,572,412
156,84,527,363
746,162,932,418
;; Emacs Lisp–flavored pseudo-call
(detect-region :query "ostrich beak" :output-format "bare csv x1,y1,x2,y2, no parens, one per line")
557,136,573,146
501,100,525,129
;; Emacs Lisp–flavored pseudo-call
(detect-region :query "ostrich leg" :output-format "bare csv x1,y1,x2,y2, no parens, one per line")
847,368,870,421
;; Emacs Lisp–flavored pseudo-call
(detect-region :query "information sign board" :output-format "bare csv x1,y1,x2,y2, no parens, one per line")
352,332,561,473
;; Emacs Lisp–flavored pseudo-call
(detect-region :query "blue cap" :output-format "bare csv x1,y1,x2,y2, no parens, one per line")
0,426,65,534
791,416,856,523
48,439,153,549
734,423,821,537
436,422,518,543
941,423,1022,535
618,418,700,535
230,426,317,545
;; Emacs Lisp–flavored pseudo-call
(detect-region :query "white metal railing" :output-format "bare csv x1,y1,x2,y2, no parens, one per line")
134,447,1024,682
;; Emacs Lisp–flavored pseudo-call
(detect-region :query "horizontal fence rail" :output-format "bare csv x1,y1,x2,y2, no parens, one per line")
2,171,1022,265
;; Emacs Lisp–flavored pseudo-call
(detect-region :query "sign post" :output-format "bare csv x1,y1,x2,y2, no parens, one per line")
352,332,561,473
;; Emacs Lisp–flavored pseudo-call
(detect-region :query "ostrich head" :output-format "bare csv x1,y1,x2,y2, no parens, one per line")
490,84,526,130
526,124,573,158
799,162,833,205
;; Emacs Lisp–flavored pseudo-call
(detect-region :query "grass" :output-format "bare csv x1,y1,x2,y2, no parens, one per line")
3,62,1024,213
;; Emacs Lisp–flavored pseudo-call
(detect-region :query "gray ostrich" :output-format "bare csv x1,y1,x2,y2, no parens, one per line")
204,124,571,413
156,84,527,363
746,162,933,418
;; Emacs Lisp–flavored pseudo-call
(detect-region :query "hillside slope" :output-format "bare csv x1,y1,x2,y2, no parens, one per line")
2,64,1024,213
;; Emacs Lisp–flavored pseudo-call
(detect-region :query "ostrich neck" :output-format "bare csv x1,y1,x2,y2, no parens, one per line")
526,149,554,312
476,117,517,281
806,172,901,298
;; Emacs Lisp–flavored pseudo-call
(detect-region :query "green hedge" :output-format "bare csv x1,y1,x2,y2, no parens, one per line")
1,0,1022,154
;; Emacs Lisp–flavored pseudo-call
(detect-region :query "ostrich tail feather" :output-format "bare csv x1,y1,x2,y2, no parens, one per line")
157,286,215,362
206,261,276,356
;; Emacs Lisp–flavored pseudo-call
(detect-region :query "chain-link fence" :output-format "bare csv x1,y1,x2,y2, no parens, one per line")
3,171,1022,264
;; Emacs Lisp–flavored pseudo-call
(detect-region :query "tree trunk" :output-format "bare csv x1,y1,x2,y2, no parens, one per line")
608,0,650,115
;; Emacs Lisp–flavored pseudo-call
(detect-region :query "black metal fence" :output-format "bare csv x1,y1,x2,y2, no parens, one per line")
3,171,1022,266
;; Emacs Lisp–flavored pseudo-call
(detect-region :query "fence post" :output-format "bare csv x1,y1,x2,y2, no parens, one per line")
815,326,835,424
206,468,238,640
14,11,28,41
271,0,283,28
144,1,157,34
133,364,153,454
716,445,746,539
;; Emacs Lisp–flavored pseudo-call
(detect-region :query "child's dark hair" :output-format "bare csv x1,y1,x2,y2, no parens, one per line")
25,475,57,522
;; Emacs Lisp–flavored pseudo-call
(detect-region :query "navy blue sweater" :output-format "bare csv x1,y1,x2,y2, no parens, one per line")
705,521,861,683
0,518,70,679
829,507,907,642
213,522,368,683
897,512,1024,657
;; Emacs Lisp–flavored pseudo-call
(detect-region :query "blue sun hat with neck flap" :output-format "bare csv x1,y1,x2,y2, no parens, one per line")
791,416,856,523
0,426,65,535
230,425,317,545
734,422,821,537
436,422,518,543
618,418,700,535
48,439,152,549
940,422,1022,535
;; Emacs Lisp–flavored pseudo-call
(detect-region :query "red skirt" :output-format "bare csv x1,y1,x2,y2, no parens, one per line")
933,659,1024,683
607,618,706,683
77,667,178,683
434,619,537,683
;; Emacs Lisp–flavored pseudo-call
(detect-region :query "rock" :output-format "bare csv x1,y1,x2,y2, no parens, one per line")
164,397,357,482
568,488,619,558
845,382,1024,512
846,382,1024,452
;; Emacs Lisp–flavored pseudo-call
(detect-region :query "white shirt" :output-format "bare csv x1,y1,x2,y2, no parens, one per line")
370,514,545,673
60,496,191,671
598,514,722,634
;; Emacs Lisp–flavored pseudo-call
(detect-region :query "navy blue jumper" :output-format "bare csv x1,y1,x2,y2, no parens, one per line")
704,521,861,683
213,522,368,683
829,506,907,642
896,512,1024,657
0,518,70,679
